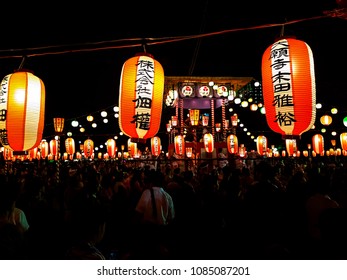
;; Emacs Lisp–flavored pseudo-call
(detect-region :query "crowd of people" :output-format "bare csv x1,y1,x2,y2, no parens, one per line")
1,155,347,260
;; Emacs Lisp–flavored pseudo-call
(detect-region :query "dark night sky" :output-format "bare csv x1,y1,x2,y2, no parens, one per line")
0,0,346,149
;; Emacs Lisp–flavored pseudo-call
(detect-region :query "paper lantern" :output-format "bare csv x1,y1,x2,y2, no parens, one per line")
189,109,200,126
203,133,214,153
151,136,161,156
118,53,164,143
174,135,185,156
256,135,268,156
28,147,38,160
84,139,94,158
227,134,238,154
312,134,324,154
127,139,138,157
53,118,65,133
106,139,116,158
262,37,316,138
40,139,49,159
0,70,45,151
340,132,347,150
65,137,75,155
49,139,58,156
285,139,297,156
320,115,332,126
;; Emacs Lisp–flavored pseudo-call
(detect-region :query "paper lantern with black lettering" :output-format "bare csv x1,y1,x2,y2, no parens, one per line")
227,134,238,154
262,37,316,138
119,53,164,143
151,136,161,156
0,70,45,151
203,133,214,153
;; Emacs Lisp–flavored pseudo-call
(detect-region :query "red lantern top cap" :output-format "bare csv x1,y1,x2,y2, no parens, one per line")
14,68,34,74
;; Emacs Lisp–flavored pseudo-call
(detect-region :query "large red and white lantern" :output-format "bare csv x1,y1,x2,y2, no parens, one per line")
174,135,185,156
227,134,238,154
119,53,164,143
203,133,214,153
256,135,268,156
312,134,324,154
262,37,316,138
151,136,161,156
0,70,45,151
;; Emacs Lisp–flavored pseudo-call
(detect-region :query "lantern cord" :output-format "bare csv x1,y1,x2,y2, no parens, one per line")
18,56,26,70
142,40,147,53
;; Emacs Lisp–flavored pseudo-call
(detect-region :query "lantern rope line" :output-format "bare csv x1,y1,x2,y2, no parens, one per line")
0,15,332,59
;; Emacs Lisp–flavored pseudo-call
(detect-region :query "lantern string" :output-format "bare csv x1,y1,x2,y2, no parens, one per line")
0,15,331,59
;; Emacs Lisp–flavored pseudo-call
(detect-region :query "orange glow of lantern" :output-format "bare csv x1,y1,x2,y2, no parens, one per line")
312,134,324,154
28,147,38,160
227,134,238,154
256,135,268,156
341,132,347,151
285,139,297,156
83,139,94,158
128,139,138,158
186,147,193,158
231,114,238,127
53,118,65,133
189,109,200,126
106,139,116,158
118,53,164,143
40,139,49,159
203,133,214,153
174,135,185,156
320,115,332,126
49,139,58,156
65,137,75,155
0,70,45,151
262,37,316,138
151,136,161,156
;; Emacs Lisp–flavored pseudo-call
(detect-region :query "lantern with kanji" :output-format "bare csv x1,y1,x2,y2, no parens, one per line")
84,139,94,158
256,135,268,156
118,53,164,143
0,70,45,151
262,37,316,139
312,134,324,154
341,132,347,151
174,135,185,156
227,134,238,154
151,136,161,156
203,133,214,153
